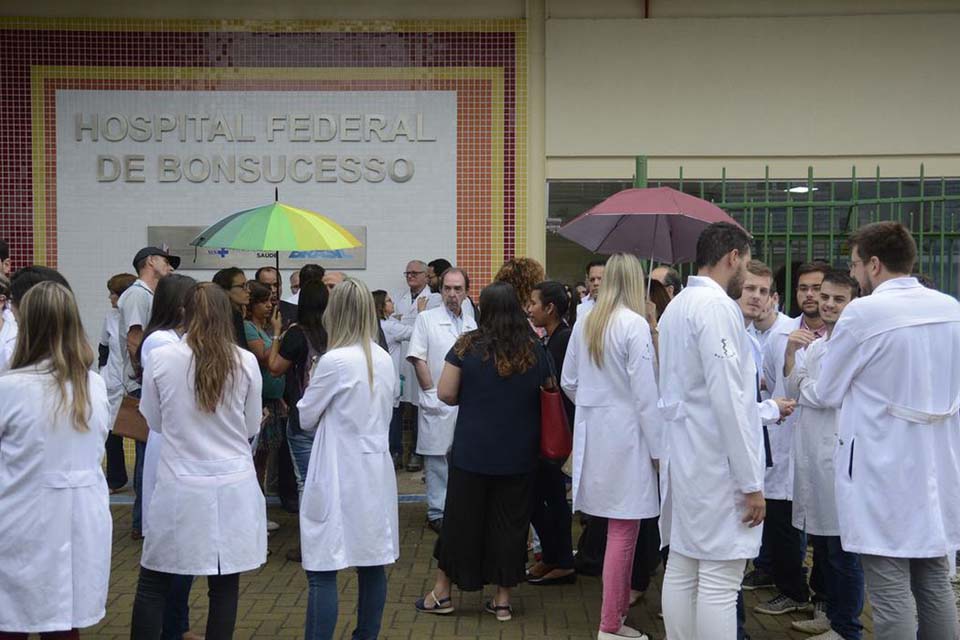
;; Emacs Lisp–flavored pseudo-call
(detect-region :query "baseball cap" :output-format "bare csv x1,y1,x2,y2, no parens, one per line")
133,246,181,271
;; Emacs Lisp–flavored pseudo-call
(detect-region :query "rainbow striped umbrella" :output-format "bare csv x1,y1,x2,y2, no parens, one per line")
190,199,362,270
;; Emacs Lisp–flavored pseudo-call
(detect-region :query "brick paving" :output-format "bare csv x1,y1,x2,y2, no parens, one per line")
89,474,876,639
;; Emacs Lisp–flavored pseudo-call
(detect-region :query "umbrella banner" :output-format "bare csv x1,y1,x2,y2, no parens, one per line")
148,225,367,270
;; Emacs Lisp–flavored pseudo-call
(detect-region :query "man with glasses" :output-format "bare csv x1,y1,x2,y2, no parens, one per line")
816,222,960,640
750,261,830,618
393,261,440,471
120,246,179,540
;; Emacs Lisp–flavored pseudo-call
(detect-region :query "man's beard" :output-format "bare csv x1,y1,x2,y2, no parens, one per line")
801,303,820,320
726,272,745,300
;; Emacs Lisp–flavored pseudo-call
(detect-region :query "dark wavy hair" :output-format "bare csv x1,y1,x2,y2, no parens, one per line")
296,279,329,353
454,281,537,377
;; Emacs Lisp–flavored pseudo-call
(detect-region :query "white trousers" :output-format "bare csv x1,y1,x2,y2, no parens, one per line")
662,551,745,640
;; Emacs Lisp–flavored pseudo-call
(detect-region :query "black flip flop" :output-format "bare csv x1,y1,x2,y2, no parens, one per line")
484,600,513,621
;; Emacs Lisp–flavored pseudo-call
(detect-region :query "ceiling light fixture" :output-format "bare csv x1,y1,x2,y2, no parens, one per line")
785,186,819,194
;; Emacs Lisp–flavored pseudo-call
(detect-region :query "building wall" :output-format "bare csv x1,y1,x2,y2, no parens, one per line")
545,12,960,179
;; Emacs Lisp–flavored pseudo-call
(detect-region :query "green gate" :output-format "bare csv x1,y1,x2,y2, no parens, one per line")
638,164,960,312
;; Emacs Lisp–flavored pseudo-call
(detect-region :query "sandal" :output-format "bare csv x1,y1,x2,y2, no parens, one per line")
484,600,513,622
415,590,454,615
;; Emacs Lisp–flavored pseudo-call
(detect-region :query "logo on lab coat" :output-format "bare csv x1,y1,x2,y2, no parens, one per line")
713,338,736,359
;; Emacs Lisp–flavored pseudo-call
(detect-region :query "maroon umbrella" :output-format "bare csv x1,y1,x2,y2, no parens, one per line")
558,186,744,264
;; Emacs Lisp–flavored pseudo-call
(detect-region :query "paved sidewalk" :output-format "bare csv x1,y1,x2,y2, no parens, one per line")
90,497,875,639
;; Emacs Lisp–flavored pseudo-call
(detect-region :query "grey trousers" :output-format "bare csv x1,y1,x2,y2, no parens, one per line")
861,554,959,640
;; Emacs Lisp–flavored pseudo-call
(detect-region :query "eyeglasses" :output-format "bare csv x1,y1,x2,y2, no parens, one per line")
403,271,426,277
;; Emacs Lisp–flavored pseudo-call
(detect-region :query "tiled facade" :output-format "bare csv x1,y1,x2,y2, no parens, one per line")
0,18,527,287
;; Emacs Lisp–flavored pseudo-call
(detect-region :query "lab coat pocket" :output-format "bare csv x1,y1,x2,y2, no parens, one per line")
301,482,332,523
357,433,389,454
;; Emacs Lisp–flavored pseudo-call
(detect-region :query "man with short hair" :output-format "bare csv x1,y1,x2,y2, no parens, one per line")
0,239,10,277
394,260,441,471
119,246,178,539
287,270,300,300
427,258,453,293
322,270,346,291
659,222,766,638
406,268,476,532
2,266,72,374
578,259,606,314
257,266,296,327
651,265,683,300
782,270,864,639
816,222,960,640
752,261,831,616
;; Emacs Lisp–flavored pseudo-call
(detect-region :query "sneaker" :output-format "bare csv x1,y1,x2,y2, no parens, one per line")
741,568,775,591
266,520,280,532
792,617,832,634
808,630,843,640
597,625,648,639
754,593,811,616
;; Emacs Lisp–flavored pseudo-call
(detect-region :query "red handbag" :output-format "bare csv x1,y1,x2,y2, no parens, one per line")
540,386,572,461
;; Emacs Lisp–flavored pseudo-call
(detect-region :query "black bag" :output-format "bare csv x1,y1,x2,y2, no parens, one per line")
574,515,608,576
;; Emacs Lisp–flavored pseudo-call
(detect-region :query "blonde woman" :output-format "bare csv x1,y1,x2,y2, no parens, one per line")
131,283,265,639
0,281,112,639
560,253,662,640
297,278,399,640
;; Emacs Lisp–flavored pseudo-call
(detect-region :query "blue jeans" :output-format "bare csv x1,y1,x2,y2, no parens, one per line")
160,574,194,640
305,566,387,640
737,590,749,640
811,535,864,640
423,454,448,522
287,418,316,498
388,406,402,458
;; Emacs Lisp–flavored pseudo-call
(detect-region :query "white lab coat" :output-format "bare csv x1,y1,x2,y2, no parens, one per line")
297,343,400,571
98,309,125,425
0,366,111,632
560,306,661,519
785,337,840,536
380,317,413,406
406,306,476,455
0,306,17,373
816,277,960,558
761,316,805,500
139,329,180,537
139,341,266,575
657,276,765,561
392,286,441,404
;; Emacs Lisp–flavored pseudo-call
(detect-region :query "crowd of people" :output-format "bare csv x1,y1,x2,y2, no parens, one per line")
0,220,958,640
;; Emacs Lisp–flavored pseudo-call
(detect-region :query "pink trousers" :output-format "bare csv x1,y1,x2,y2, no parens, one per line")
600,518,641,632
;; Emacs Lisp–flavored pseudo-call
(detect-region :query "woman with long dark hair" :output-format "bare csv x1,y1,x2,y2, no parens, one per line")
525,281,576,586
415,281,552,622
0,282,112,640
134,274,198,640
267,279,329,562
131,283,266,639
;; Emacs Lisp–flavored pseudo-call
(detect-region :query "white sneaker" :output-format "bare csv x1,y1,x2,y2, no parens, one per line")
792,617,832,634
807,630,843,640
266,520,280,532
597,625,648,640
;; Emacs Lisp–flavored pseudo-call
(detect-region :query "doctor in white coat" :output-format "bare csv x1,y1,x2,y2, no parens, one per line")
816,222,960,640
0,282,112,637
131,282,266,640
783,270,865,639
755,261,830,615
297,279,399,640
393,260,440,471
561,253,661,640
658,222,766,640
407,268,476,530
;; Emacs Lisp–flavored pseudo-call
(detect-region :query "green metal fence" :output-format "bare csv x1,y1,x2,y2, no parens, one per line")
547,165,960,313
